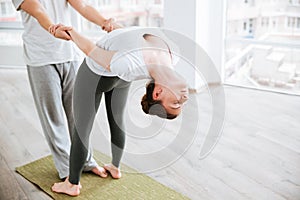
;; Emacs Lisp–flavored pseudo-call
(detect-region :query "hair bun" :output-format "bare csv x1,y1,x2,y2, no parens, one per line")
140,80,177,120
141,94,150,114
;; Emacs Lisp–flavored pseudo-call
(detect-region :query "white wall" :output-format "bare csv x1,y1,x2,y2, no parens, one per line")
164,0,225,87
0,45,24,67
163,0,196,41
163,0,199,89
196,0,226,83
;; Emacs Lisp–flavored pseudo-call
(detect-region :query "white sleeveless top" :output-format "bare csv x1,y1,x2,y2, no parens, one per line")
86,27,179,82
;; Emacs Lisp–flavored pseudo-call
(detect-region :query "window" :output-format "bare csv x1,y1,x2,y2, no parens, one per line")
225,0,300,95
0,1,21,24
292,17,295,27
243,22,247,30
1,2,6,15
273,19,276,27
0,1,164,44
0,1,23,46
81,0,164,38
249,18,253,34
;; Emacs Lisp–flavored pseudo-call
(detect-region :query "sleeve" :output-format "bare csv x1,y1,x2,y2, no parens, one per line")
109,51,131,78
12,0,24,11
171,53,180,66
167,39,180,66
155,29,181,66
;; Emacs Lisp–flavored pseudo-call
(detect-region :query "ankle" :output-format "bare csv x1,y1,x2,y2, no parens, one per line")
65,177,80,187
109,163,120,170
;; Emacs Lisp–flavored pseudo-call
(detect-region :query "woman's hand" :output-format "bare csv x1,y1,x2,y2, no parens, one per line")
102,18,123,32
48,23,73,40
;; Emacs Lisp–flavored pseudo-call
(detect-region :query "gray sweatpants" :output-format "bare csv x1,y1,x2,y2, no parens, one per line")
27,61,97,179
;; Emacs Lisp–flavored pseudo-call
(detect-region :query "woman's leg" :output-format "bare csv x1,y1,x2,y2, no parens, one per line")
52,59,104,196
60,61,99,173
69,68,123,184
104,80,131,178
68,60,105,185
52,60,126,195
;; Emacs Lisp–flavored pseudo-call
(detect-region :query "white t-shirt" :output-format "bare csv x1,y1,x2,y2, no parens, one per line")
12,0,83,66
86,27,180,82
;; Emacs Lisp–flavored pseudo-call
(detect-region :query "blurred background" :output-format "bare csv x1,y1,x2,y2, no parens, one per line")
1,1,300,199
1,0,299,94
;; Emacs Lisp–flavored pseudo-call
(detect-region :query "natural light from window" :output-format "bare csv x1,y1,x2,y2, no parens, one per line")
0,0,164,45
225,0,300,95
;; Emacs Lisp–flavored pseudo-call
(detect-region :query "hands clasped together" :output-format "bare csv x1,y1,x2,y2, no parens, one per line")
48,17,121,40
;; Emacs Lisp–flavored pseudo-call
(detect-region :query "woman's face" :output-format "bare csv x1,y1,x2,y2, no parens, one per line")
155,85,189,116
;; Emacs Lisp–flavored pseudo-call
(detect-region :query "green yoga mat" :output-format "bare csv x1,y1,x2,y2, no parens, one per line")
16,151,189,200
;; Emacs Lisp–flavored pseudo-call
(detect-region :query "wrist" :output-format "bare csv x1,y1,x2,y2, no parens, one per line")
101,19,108,30
48,23,62,36
102,18,116,30
48,24,56,35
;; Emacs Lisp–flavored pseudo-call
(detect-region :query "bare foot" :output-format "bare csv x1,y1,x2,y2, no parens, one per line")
51,177,81,196
103,164,122,179
91,166,108,178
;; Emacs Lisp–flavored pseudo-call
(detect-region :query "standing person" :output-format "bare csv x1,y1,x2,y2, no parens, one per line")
12,0,121,180
51,26,189,196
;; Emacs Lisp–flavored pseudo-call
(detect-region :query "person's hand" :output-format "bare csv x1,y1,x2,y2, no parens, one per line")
48,23,72,40
102,18,123,33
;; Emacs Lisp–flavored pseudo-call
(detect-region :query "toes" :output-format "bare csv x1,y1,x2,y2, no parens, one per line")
92,167,108,178
103,165,122,179
112,172,122,179
51,183,62,192
51,182,80,196
98,169,108,178
51,184,57,191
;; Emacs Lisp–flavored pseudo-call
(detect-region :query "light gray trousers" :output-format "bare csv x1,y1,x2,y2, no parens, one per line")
27,61,97,179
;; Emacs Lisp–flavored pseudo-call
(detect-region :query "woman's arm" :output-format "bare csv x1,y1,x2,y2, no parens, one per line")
67,29,115,71
67,29,95,55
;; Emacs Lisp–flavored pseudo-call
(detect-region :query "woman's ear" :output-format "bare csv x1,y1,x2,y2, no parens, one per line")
152,86,163,100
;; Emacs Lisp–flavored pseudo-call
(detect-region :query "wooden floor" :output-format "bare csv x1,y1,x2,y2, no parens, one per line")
0,68,300,200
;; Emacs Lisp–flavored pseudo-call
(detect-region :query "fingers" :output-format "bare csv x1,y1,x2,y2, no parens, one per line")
102,18,122,32
48,24,60,35
58,25,73,31
57,26,72,39
48,23,73,40
57,31,72,40
102,19,111,32
55,28,72,40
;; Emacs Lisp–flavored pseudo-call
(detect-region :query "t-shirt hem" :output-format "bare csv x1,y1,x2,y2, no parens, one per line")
25,58,84,67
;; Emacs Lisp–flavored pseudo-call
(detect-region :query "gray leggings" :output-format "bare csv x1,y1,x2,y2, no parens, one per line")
69,59,131,184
